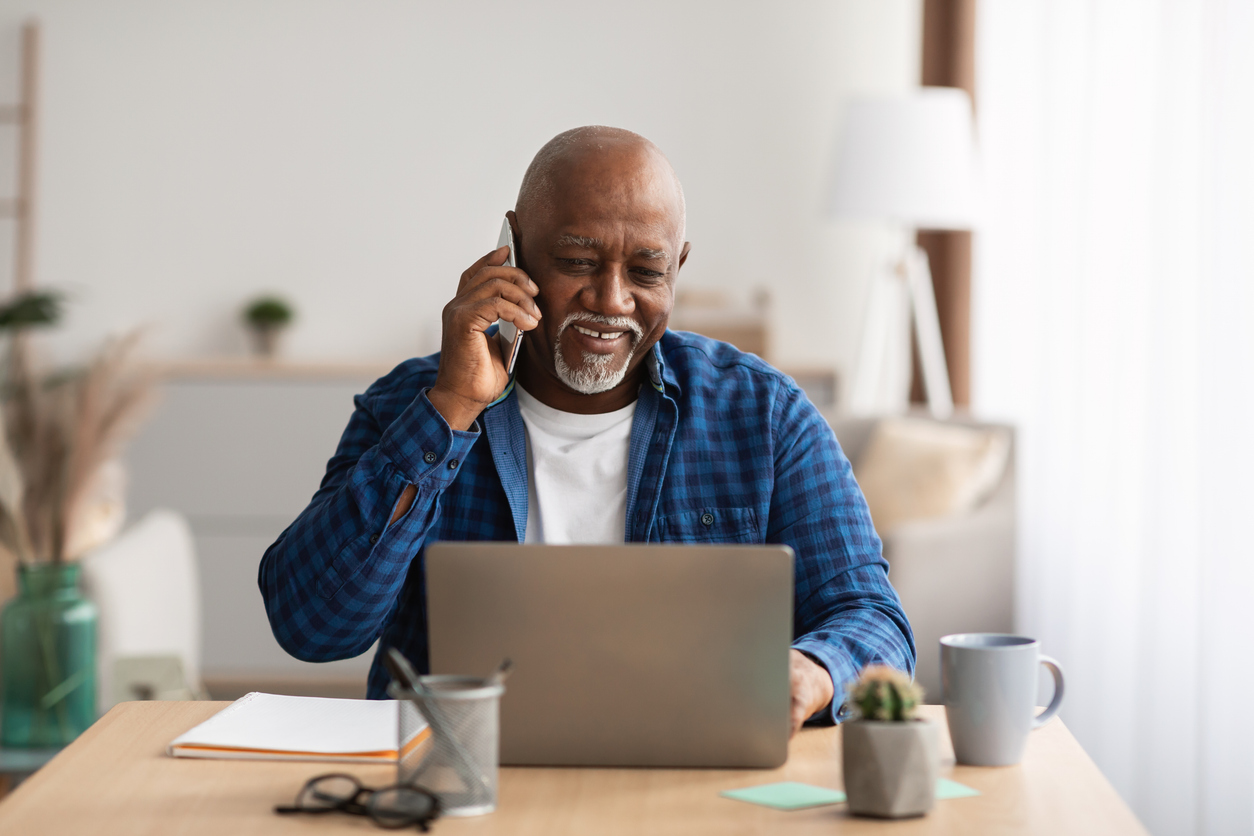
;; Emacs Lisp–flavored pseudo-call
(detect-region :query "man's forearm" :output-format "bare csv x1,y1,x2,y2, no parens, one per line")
258,390,480,662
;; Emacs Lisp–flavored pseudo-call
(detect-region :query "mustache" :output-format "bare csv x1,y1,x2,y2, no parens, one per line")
555,313,644,343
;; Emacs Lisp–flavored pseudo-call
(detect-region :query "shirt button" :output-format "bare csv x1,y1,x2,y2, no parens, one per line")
423,451,437,464
700,512,715,527
448,459,459,470
369,533,380,544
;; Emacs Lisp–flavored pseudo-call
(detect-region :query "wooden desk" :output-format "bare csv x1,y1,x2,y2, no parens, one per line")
0,702,1145,835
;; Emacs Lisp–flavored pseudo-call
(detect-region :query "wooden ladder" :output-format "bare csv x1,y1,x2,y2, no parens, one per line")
0,21,40,293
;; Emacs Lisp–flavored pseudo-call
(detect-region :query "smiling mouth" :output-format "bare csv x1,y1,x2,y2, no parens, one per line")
572,324,630,341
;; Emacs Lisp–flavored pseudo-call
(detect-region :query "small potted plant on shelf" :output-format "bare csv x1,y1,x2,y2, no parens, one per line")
242,295,294,358
842,665,938,819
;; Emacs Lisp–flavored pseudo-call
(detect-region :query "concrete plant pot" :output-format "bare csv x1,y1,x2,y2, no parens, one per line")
842,719,939,818
248,324,284,358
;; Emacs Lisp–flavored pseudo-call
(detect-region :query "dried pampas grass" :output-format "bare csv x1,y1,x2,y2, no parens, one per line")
0,331,155,567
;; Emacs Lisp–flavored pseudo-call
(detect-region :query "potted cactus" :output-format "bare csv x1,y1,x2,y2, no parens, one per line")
841,665,938,818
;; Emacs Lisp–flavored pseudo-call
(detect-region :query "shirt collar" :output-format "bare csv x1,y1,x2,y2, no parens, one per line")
646,336,681,397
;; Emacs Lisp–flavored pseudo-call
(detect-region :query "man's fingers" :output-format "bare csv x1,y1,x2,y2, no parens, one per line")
457,277,542,319
458,246,505,285
787,650,835,734
461,264,538,297
788,664,802,736
457,246,512,291
464,297,540,332
789,698,806,737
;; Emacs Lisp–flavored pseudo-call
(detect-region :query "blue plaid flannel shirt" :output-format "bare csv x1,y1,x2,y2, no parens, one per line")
258,330,915,721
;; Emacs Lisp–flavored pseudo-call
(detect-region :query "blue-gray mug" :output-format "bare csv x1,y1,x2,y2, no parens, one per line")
940,633,1065,766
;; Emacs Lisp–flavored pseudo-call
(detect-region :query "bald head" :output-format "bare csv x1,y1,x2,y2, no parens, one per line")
516,126,685,241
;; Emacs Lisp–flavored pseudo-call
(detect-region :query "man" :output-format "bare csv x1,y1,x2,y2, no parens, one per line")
259,126,914,733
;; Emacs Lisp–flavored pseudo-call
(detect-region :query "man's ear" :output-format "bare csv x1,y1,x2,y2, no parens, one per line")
677,241,692,272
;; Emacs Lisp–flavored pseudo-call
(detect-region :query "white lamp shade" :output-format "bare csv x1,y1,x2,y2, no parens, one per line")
828,87,981,230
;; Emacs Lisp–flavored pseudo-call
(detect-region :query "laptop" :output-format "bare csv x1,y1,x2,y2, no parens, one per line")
425,543,794,768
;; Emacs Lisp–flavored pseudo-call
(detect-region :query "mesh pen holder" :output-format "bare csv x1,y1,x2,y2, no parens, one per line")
389,676,504,817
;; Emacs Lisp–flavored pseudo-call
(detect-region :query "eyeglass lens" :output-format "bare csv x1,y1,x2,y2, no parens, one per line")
368,786,438,828
299,774,363,810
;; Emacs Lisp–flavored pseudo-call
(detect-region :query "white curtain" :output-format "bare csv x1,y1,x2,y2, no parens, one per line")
973,2,1254,835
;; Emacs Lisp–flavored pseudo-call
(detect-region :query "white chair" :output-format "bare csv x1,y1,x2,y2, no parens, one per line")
80,509,203,710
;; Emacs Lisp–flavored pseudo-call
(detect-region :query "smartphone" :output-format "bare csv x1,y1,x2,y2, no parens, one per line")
495,217,524,376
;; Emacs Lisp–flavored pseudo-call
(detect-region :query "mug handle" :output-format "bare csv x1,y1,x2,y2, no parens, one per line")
1033,655,1066,728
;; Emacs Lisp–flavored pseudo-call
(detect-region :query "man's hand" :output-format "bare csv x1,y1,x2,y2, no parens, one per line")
789,649,835,736
427,245,542,431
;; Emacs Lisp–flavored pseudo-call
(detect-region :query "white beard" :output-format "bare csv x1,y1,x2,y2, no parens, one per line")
553,314,643,395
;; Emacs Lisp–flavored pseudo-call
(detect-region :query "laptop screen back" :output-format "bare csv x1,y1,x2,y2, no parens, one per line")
425,543,793,768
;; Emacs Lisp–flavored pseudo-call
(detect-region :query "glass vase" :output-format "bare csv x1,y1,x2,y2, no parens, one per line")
1,563,98,747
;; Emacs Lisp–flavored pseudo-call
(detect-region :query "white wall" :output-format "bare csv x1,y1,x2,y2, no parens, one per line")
125,376,382,682
0,0,920,378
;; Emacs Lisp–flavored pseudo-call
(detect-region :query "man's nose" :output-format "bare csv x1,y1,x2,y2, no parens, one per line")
581,265,635,317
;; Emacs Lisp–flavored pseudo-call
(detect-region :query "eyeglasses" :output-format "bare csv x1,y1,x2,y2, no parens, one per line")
275,772,441,830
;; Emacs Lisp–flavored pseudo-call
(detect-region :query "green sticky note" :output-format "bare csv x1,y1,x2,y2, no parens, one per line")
936,778,980,799
720,781,847,810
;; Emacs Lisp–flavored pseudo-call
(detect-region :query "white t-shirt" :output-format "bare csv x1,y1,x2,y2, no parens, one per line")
516,384,637,545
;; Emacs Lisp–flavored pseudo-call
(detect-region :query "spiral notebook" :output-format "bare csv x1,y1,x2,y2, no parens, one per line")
167,692,429,763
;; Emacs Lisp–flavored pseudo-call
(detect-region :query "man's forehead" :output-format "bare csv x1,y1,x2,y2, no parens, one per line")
541,175,681,239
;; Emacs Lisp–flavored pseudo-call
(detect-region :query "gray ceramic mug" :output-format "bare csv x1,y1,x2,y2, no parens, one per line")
940,634,1065,766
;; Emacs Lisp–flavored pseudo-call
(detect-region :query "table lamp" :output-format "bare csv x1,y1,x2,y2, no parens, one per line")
828,86,981,418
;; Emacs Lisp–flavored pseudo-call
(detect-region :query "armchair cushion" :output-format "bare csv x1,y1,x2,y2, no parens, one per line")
854,417,1011,534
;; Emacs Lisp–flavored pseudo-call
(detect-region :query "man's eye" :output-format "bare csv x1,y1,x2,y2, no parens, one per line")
557,258,596,269
631,269,665,282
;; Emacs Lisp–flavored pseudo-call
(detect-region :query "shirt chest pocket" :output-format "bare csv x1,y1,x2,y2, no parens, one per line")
656,507,761,544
